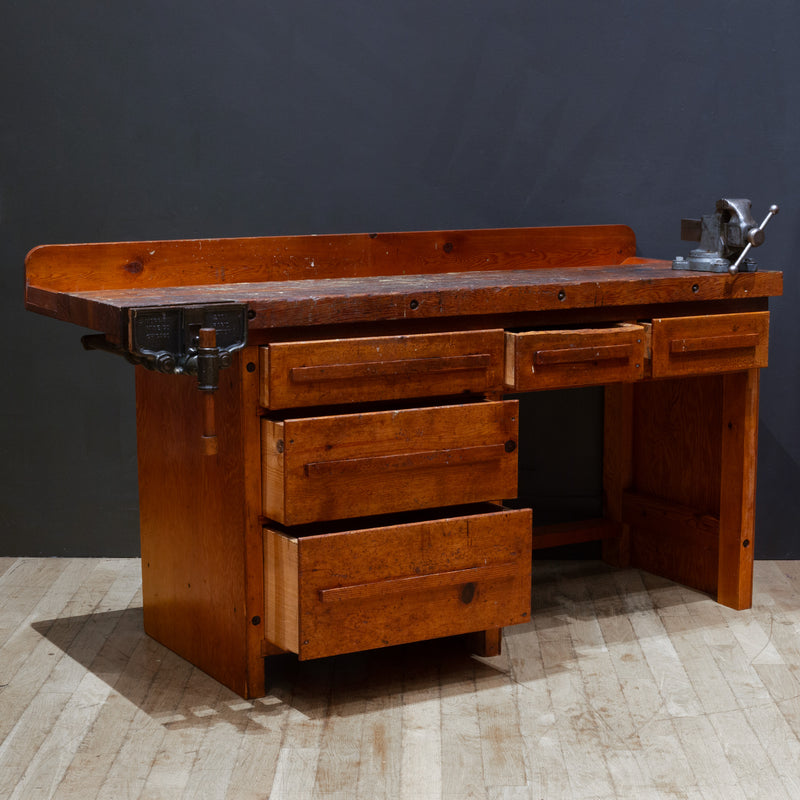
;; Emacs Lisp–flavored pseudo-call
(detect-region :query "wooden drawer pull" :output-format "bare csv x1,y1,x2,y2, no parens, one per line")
533,343,634,366
318,561,519,603
669,333,761,354
291,353,492,383
305,443,508,478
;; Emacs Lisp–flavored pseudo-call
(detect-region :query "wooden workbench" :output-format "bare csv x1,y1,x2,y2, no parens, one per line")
25,224,783,698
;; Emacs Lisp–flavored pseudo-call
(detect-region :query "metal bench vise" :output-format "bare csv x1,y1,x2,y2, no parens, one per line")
673,198,778,274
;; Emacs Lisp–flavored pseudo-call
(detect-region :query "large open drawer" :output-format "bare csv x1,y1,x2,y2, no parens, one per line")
263,506,532,660
262,400,518,525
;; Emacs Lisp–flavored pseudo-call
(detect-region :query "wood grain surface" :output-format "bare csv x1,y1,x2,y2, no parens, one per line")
506,322,645,390
7,558,800,798
263,507,532,660
262,400,518,525
260,329,505,408
25,263,783,339
652,311,770,377
25,224,636,293
135,352,266,698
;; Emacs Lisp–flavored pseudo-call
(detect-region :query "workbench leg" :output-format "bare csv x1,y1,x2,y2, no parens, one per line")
717,369,760,610
602,384,633,567
469,628,502,657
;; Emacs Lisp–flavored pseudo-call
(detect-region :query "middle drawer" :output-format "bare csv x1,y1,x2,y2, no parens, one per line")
505,323,646,390
262,400,519,525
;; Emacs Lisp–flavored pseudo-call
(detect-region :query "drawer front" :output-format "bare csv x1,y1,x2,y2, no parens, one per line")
262,400,518,525
651,311,769,378
264,507,532,659
505,324,646,390
260,329,505,408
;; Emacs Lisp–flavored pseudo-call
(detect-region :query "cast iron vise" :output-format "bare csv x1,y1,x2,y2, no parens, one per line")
673,198,778,274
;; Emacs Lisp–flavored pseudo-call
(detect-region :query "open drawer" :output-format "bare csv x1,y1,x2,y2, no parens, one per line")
505,323,646,390
262,400,518,525
651,311,769,377
260,329,505,408
263,506,532,659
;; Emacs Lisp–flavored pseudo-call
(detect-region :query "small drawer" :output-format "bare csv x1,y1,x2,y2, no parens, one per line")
264,506,532,660
260,329,505,408
262,400,518,525
651,311,769,378
505,323,646,390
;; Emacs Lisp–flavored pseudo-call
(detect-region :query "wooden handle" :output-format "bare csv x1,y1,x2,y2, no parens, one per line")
198,327,218,456
318,561,518,603
290,353,492,383
533,343,634,366
669,333,761,354
304,443,508,478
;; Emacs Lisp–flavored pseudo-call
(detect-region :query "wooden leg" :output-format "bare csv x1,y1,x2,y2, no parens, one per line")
717,369,760,610
602,384,633,567
470,628,502,657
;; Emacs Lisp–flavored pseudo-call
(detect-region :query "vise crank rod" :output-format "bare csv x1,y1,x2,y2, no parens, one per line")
730,204,779,274
81,302,248,455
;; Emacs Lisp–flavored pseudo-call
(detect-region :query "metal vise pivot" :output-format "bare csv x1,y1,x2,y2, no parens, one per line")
673,198,778,274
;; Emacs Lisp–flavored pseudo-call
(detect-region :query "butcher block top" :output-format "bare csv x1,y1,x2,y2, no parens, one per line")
25,224,783,341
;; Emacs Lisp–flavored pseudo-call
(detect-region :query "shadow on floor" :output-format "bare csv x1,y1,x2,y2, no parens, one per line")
30,560,752,733
31,607,511,733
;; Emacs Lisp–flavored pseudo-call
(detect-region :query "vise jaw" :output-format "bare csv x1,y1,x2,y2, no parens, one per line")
673,198,778,274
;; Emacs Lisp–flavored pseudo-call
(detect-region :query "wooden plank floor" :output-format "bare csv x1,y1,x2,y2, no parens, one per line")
2,558,800,799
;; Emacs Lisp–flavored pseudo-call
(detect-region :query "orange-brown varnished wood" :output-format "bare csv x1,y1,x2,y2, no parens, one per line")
264,525,299,654
602,384,633,566
505,323,645,390
468,627,503,657
533,518,621,550
25,221,783,699
239,347,276,687
628,376,723,594
622,491,720,541
626,500,720,597
136,357,261,697
27,264,782,338
717,369,760,609
632,376,723,514
651,311,769,378
260,329,505,409
262,507,532,660
25,224,636,296
262,401,518,525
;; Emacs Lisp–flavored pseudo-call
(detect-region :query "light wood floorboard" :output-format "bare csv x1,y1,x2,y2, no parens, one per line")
2,558,800,798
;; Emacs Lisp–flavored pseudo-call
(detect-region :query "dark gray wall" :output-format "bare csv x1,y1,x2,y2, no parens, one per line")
2,1,798,556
